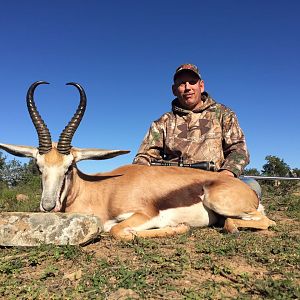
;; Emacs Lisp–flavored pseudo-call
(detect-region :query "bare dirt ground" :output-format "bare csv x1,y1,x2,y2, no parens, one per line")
0,195,299,299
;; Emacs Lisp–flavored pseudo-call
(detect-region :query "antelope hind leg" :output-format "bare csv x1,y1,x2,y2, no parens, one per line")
204,178,276,233
224,212,276,233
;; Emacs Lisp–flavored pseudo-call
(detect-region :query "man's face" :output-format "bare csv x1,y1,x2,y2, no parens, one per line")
172,71,205,110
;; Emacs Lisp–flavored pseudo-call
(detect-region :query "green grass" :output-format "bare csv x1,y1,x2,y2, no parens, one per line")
0,186,299,299
0,178,41,213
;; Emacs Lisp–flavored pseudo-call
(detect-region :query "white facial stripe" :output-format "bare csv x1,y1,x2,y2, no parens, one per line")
38,153,74,211
59,171,72,204
41,166,66,207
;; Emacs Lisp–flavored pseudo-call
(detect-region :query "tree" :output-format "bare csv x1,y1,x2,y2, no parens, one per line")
24,159,40,176
0,153,41,191
292,168,300,177
0,158,27,187
262,155,290,177
21,159,41,191
261,155,297,195
0,152,6,189
0,152,5,170
0,152,6,177
243,168,260,176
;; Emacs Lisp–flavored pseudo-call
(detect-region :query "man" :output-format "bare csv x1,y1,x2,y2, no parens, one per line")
133,63,261,198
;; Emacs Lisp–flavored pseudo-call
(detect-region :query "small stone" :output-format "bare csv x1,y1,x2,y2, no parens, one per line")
16,194,29,201
63,269,83,281
107,288,139,300
0,212,103,246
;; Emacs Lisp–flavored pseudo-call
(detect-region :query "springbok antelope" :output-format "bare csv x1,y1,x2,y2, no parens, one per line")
0,81,275,240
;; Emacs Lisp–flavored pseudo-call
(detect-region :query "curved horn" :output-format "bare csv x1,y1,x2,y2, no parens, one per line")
26,81,52,154
57,82,87,155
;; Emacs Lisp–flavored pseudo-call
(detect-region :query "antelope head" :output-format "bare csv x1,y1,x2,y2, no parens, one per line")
0,81,129,212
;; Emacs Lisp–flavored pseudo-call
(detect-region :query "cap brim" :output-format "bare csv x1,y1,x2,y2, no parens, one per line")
173,69,201,81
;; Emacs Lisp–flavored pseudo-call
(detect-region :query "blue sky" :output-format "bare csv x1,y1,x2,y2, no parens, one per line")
0,0,299,173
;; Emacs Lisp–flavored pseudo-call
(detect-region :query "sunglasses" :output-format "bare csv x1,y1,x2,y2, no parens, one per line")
175,79,199,87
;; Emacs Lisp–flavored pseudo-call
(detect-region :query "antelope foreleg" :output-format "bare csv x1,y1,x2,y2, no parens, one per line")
132,224,190,239
110,212,153,241
110,212,190,241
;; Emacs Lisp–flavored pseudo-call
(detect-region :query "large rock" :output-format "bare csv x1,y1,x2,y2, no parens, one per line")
0,212,103,246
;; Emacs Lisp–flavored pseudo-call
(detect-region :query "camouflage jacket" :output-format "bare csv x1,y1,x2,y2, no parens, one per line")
133,92,249,177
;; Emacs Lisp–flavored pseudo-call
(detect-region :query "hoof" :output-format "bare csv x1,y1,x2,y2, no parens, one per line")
230,227,240,234
224,227,240,234
224,218,239,234
110,226,137,241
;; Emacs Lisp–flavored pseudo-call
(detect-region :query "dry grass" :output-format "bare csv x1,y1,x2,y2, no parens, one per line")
0,188,299,299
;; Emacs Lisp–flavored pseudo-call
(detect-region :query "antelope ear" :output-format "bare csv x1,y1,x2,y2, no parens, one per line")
71,147,130,162
0,143,38,158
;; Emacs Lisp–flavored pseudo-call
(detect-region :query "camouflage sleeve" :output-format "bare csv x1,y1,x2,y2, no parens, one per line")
132,119,166,165
220,110,250,177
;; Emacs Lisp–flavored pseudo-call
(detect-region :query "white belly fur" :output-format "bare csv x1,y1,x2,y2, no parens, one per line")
136,202,217,231
104,202,218,232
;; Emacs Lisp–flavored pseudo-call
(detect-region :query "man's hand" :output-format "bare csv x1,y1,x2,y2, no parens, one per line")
219,170,235,177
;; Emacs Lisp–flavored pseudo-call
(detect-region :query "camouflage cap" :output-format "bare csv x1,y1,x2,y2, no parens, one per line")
173,63,202,81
